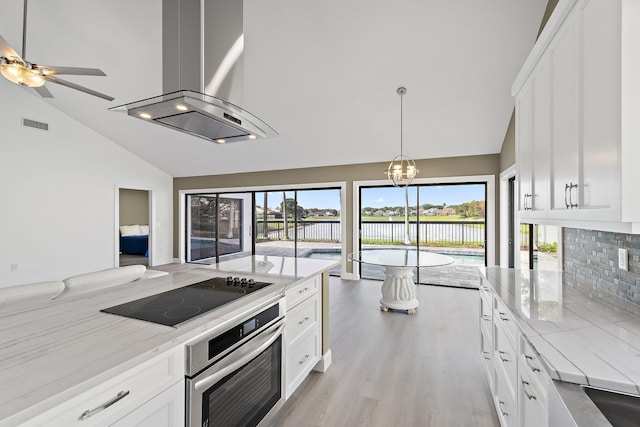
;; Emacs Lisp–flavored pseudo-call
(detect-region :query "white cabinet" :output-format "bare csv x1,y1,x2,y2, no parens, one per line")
518,363,547,427
516,56,549,220
111,381,184,427
513,0,638,231
517,336,549,427
548,11,579,217
479,279,551,427
285,275,322,398
25,347,184,427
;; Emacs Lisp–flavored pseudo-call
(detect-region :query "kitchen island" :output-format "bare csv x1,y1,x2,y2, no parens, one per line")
0,256,336,426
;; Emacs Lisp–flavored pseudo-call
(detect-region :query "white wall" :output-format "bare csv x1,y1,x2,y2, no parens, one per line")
0,83,173,287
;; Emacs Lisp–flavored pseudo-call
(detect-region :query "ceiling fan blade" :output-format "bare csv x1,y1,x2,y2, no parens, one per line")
33,85,53,98
37,65,107,77
0,34,23,61
44,75,114,101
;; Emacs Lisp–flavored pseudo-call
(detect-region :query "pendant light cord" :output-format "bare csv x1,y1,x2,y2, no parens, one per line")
397,86,406,157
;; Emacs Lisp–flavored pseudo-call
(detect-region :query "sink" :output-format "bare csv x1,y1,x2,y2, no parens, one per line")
583,386,640,427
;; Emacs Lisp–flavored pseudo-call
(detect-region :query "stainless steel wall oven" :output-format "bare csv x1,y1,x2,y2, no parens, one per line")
185,298,285,427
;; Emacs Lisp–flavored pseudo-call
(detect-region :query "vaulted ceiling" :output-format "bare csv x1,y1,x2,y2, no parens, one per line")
1,0,546,177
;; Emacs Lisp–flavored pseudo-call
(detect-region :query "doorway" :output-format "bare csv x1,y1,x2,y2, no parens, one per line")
118,188,151,267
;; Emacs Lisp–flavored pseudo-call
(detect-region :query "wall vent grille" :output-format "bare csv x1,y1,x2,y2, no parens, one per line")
22,118,49,131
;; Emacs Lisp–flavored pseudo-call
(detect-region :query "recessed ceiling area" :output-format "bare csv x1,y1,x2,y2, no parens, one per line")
0,0,547,177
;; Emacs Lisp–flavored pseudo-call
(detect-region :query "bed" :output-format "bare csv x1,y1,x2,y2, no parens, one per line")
119,224,149,256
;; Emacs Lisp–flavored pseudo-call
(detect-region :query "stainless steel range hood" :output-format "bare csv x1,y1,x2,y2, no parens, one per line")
110,0,277,144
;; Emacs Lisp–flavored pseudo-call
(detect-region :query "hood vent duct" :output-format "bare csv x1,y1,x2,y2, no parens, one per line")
110,0,277,144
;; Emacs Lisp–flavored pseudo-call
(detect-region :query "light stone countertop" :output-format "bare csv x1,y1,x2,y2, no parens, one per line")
0,256,336,426
481,267,640,426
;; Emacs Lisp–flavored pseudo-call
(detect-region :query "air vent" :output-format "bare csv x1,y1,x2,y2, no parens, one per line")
22,118,49,131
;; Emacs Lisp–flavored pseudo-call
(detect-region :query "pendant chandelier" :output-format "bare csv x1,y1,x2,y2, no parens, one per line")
386,87,418,186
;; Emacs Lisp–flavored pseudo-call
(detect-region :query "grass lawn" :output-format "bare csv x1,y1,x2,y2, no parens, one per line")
259,215,485,222
360,215,484,222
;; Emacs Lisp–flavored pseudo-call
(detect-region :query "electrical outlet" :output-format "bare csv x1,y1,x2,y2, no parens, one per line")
619,248,628,271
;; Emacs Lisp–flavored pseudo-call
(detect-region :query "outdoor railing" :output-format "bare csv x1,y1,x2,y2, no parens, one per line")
255,220,485,248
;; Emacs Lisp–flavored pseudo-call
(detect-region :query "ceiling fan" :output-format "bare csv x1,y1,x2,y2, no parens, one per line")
0,0,114,101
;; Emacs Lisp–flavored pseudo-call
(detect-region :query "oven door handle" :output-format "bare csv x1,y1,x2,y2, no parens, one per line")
194,320,285,393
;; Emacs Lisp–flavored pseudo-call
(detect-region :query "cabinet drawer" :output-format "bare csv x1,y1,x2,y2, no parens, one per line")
286,329,320,398
286,292,320,345
480,327,493,392
494,297,518,347
519,335,549,402
286,275,320,309
480,287,492,331
494,320,517,401
494,364,517,427
518,361,548,427
26,347,183,426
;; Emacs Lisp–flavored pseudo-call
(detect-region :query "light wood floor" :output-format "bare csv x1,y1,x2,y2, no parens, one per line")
270,277,499,427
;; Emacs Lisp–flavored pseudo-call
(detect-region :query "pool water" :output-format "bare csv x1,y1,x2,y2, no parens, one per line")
303,249,485,266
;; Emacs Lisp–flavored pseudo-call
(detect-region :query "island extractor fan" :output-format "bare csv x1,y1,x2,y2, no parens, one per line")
0,0,114,101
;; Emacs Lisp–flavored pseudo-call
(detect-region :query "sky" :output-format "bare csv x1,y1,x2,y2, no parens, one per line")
259,184,485,211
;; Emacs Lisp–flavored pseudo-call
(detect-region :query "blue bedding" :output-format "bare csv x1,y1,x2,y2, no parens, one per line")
120,235,148,256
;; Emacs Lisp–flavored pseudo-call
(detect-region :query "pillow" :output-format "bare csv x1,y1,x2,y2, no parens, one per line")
120,224,141,236
0,281,65,312
139,225,149,235
59,265,147,298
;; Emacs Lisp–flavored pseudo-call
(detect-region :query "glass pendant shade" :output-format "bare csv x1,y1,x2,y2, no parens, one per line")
1,61,45,87
386,155,418,186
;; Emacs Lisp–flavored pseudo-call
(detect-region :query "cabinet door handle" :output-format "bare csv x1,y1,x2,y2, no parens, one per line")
482,314,491,322
298,354,310,365
525,354,541,373
298,316,310,325
521,380,537,400
499,312,509,322
499,401,509,416
569,182,579,209
564,183,571,209
483,351,491,360
80,390,130,420
499,350,510,362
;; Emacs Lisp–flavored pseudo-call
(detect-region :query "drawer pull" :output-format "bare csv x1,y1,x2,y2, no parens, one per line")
80,390,130,420
298,287,310,294
499,401,508,416
298,354,310,365
498,351,510,362
298,316,310,325
521,380,537,400
498,312,509,321
482,351,491,360
525,354,541,373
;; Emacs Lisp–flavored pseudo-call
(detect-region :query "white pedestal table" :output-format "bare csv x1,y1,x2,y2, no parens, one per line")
348,249,454,314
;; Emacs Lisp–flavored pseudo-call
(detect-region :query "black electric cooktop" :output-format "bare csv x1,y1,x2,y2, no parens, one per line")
101,276,274,327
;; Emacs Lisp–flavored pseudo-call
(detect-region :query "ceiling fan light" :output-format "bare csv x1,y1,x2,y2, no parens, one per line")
26,70,45,87
1,63,45,87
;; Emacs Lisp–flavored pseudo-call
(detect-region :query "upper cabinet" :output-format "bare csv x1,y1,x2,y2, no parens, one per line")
513,0,640,232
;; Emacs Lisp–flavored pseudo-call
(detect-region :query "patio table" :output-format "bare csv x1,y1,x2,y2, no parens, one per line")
348,249,454,314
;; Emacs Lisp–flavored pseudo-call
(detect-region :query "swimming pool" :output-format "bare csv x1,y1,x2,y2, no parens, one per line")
302,248,486,266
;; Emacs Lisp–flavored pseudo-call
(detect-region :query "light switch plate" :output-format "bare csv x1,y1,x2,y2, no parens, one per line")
619,248,628,271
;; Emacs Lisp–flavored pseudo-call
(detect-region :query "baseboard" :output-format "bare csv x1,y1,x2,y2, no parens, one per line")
313,349,332,372
172,258,182,264
341,273,359,281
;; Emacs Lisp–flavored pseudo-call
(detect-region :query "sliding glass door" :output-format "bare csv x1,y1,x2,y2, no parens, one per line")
186,193,249,263
186,187,342,274
359,182,487,283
